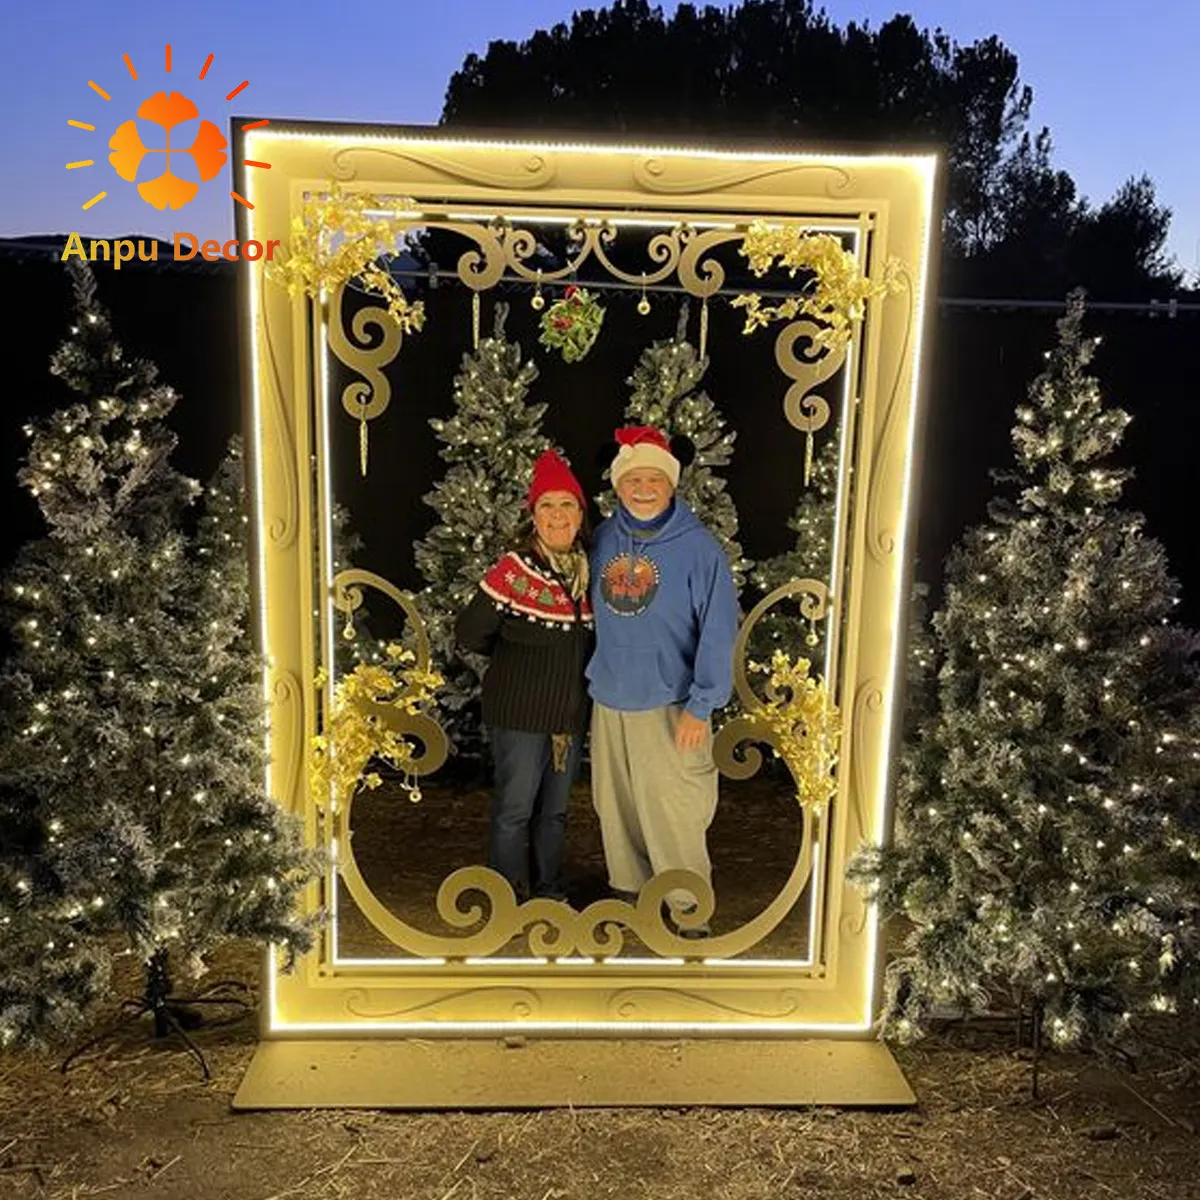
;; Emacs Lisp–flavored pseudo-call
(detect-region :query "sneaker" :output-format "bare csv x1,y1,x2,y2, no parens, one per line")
671,905,711,939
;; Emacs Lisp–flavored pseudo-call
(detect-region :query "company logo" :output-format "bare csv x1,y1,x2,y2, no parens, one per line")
66,44,270,213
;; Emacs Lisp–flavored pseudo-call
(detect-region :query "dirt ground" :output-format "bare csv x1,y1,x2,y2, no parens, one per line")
3,941,1200,1200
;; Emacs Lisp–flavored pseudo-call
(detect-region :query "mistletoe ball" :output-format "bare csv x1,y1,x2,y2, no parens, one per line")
539,286,605,363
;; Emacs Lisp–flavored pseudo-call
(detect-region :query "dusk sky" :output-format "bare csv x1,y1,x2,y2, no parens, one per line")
2,0,1195,284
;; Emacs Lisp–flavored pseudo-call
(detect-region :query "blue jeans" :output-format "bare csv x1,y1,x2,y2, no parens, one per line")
487,728,582,901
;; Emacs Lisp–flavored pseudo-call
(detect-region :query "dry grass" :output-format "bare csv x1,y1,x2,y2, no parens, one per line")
2,942,1199,1200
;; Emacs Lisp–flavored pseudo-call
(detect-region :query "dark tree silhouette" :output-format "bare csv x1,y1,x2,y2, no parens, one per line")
441,0,1182,299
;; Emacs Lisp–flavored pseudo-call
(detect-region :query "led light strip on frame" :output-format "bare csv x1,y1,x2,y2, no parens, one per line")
241,130,938,1033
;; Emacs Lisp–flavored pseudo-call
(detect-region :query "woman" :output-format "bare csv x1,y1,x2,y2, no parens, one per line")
455,449,593,903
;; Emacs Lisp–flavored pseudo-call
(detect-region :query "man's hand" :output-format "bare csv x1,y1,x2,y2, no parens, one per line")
675,710,709,753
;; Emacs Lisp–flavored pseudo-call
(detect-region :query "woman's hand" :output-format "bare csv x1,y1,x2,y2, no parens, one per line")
674,710,709,753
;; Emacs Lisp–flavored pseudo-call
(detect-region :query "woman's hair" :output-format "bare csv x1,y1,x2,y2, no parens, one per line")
519,495,591,555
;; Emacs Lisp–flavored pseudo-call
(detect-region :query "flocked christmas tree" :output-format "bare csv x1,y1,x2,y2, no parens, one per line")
414,303,550,749
0,788,110,1048
331,500,383,674
0,264,316,1047
605,303,749,589
853,291,1200,1053
748,430,841,670
901,578,939,736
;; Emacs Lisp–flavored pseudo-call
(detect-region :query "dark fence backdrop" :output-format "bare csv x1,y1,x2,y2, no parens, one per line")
2,248,1196,632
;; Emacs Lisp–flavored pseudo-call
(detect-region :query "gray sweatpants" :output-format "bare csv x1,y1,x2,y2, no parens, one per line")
590,701,718,911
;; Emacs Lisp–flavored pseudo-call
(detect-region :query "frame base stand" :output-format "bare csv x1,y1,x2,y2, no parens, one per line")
233,1037,915,1109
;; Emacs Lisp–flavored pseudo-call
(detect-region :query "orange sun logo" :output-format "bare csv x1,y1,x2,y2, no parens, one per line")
65,44,270,212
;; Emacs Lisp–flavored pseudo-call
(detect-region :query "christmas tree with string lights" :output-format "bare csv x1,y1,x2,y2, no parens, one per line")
0,264,316,1046
330,500,383,674
0,795,110,1048
604,303,749,589
901,578,939,735
748,430,841,670
853,291,1200,1051
414,302,550,749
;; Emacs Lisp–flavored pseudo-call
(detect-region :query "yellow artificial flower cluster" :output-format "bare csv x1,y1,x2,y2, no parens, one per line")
309,644,443,809
732,222,902,349
749,650,841,808
269,183,427,333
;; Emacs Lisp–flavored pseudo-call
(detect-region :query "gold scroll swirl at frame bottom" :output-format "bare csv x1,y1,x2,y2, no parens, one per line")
334,848,816,963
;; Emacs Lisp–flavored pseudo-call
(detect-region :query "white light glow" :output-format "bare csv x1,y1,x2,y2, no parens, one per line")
243,158,284,1030
249,127,938,170
860,154,938,1026
269,1015,872,1035
361,209,425,221
329,834,339,948
332,954,449,967
252,129,938,1035
316,297,344,969
442,212,742,230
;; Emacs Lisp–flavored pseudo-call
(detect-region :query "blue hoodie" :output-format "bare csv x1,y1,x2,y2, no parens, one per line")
587,498,739,720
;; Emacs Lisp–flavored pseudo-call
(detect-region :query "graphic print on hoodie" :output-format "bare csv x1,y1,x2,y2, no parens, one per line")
587,498,739,720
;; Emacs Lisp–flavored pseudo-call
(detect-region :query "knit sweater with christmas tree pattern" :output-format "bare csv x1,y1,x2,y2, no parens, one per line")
455,549,594,735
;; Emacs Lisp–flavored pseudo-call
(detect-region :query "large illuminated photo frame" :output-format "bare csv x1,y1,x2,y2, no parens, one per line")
230,121,937,1107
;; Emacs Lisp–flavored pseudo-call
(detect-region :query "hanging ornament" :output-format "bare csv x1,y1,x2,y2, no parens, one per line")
357,396,370,478
538,285,606,363
531,270,545,311
397,767,423,804
342,612,357,642
805,430,815,488
805,618,820,647
637,272,651,316
699,296,710,360
472,291,481,350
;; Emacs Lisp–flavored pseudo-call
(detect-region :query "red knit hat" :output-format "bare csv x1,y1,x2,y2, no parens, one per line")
527,449,585,508
611,425,681,488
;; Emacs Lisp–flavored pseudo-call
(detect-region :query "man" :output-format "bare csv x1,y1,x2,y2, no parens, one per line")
587,425,739,937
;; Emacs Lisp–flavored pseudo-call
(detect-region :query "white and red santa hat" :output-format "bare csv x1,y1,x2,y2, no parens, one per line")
607,425,695,489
